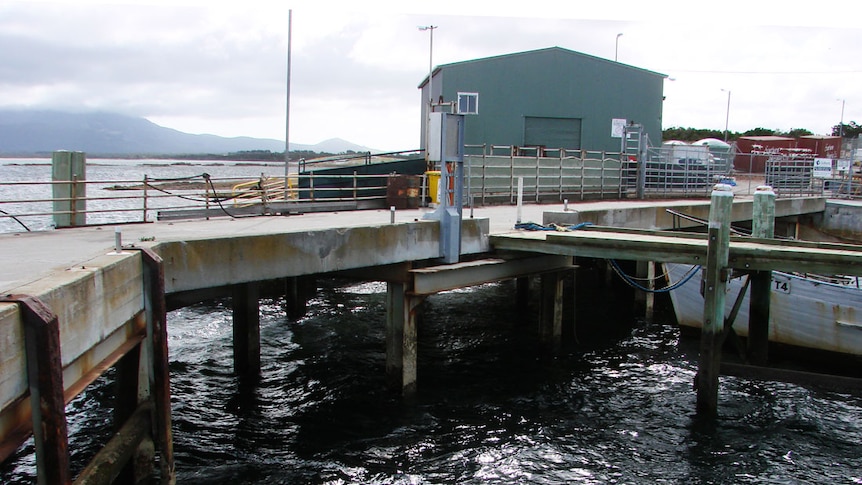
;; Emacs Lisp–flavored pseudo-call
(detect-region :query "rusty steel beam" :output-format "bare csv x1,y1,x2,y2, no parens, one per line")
0,294,71,485
133,247,176,485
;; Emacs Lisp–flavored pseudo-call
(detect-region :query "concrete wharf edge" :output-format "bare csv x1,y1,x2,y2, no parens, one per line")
0,196,841,469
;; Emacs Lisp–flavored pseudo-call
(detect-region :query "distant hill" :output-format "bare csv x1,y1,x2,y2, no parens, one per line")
0,110,377,156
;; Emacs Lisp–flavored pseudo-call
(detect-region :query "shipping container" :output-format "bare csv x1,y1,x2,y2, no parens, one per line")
798,135,841,159
734,136,797,173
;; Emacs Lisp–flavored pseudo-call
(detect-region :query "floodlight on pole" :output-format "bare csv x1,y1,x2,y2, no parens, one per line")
615,33,623,62
419,25,437,107
419,25,437,160
721,89,731,142
284,9,292,200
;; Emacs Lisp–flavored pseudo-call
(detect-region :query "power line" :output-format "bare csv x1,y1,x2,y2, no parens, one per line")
663,68,862,75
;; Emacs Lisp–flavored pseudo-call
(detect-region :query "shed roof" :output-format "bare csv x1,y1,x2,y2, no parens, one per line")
418,46,667,88
737,136,796,142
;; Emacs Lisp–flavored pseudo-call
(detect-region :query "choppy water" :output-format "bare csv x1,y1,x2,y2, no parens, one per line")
2,269,861,484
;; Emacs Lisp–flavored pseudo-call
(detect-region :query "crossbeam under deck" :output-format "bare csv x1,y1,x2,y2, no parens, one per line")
490,226,862,276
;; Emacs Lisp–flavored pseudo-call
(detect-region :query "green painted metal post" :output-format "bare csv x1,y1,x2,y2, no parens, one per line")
749,185,776,366
51,150,86,228
696,184,733,417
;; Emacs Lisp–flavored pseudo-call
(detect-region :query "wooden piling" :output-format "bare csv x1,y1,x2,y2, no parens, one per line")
74,403,153,485
385,282,424,396
285,276,314,320
748,186,775,366
385,282,406,390
232,283,261,377
646,261,655,323
113,342,143,483
539,272,564,349
569,265,578,342
696,184,733,417
634,260,655,322
515,277,530,317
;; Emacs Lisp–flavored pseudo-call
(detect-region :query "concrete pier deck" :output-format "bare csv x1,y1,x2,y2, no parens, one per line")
0,196,828,295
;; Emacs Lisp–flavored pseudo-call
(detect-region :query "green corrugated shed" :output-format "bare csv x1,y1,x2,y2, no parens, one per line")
419,47,666,153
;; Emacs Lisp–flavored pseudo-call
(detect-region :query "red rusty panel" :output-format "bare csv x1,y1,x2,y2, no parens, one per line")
734,136,797,173
798,136,841,159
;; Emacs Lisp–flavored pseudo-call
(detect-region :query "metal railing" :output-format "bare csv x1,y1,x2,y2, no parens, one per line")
5,146,845,233
0,171,398,233
462,145,627,205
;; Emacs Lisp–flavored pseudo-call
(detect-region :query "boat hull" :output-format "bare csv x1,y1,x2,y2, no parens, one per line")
664,263,862,356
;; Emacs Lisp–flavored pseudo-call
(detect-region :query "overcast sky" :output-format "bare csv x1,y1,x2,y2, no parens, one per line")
4,1,862,151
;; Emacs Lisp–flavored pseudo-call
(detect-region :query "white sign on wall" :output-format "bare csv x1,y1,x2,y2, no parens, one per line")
813,158,833,179
611,118,627,138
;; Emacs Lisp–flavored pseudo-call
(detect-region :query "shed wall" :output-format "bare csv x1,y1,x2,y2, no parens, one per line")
424,49,664,154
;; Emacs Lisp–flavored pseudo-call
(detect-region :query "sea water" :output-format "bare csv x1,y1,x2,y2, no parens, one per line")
1,273,861,484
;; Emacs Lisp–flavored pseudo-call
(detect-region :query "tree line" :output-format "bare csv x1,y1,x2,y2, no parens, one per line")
663,122,862,142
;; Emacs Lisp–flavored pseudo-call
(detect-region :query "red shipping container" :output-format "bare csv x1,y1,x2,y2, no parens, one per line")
734,136,797,173
798,135,841,159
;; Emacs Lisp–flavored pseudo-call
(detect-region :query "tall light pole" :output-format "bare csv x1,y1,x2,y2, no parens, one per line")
721,89,731,142
284,9,292,200
419,25,437,156
615,33,623,62
838,98,846,138
419,25,437,107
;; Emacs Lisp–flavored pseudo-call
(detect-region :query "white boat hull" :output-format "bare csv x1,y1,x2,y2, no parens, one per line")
664,263,862,356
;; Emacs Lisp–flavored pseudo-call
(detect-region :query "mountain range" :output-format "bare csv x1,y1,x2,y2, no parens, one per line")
0,110,376,156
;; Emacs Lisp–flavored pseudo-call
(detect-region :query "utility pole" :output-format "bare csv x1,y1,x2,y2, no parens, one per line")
419,25,437,157
284,9,293,201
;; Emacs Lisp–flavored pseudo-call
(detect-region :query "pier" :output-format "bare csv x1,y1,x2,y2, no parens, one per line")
2,195,861,483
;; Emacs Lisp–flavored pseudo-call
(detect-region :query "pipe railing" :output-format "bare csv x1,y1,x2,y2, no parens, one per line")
0,171,400,232
4,148,851,233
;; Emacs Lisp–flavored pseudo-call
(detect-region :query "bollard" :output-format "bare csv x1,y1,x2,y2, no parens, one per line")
390,206,396,224
115,228,122,253
696,183,733,417
564,199,569,212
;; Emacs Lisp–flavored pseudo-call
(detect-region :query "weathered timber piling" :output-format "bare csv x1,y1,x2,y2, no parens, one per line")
515,277,530,315
748,186,776,365
539,271,564,350
696,184,733,417
385,280,424,396
285,276,315,320
634,260,656,322
233,282,261,377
